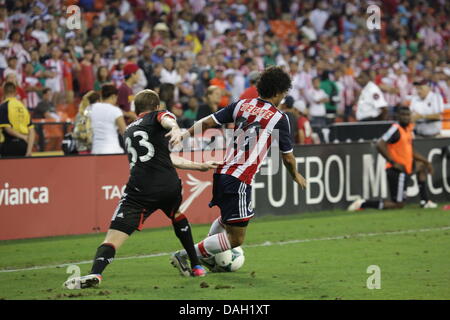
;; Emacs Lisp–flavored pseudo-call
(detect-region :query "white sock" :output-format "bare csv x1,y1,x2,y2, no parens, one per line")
194,232,231,258
207,217,226,236
179,232,231,259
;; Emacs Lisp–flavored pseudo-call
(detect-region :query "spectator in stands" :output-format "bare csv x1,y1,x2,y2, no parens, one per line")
171,102,185,128
33,88,58,120
73,91,100,154
210,66,231,108
147,63,162,92
197,85,222,121
138,44,154,87
239,71,260,100
117,63,139,123
194,69,211,100
3,56,20,84
320,70,339,121
44,46,65,103
0,0,448,152
160,56,181,85
296,100,314,145
410,80,444,138
159,83,175,110
22,62,41,112
90,84,126,155
280,95,298,143
94,66,110,92
78,50,95,96
355,71,389,122
0,82,35,157
183,96,199,128
307,77,328,129
151,45,167,65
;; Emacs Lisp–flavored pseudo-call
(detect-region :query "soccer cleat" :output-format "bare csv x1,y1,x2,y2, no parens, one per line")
170,251,191,277
347,198,365,211
199,256,216,271
421,200,438,209
63,274,102,289
191,265,207,277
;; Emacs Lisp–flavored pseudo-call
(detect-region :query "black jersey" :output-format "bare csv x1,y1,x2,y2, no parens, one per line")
124,110,179,195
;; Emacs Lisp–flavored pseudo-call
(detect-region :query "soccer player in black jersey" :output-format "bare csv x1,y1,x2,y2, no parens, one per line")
64,90,219,289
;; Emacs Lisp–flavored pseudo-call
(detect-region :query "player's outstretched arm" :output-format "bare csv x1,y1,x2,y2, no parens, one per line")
183,116,217,140
281,152,307,189
162,115,183,148
170,154,221,171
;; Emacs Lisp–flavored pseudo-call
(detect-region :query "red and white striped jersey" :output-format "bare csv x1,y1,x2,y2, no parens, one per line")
22,75,41,109
211,98,293,185
339,74,360,107
44,59,65,92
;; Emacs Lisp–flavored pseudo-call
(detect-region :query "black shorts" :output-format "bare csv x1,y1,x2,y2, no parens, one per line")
1,138,27,157
387,168,410,203
209,174,254,227
109,180,182,235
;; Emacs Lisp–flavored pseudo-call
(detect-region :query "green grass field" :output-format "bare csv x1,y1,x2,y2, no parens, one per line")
1,206,449,300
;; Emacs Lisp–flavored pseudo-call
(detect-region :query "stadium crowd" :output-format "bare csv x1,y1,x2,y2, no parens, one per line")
0,0,449,153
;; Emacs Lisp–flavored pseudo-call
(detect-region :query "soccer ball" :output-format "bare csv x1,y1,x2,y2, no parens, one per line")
213,247,245,272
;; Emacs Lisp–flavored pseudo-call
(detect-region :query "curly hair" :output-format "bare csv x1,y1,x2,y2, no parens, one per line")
256,66,292,99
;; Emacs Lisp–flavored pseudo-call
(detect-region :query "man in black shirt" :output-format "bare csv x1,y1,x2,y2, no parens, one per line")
196,85,222,121
64,90,219,289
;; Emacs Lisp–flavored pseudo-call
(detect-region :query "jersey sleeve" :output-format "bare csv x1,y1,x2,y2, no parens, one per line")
274,113,294,153
0,101,11,128
157,110,176,123
381,125,400,144
211,102,238,125
435,93,445,113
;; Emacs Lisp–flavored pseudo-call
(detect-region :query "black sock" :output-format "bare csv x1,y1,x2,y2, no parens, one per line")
90,243,116,275
418,181,429,202
172,215,200,268
361,200,383,210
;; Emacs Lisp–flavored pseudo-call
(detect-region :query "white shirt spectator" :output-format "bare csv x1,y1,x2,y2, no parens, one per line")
410,91,444,137
31,30,50,44
160,68,181,85
289,73,304,101
309,8,329,34
307,88,328,117
301,24,317,41
44,59,65,92
90,102,124,154
214,18,232,34
356,81,388,120
132,68,148,94
3,67,21,84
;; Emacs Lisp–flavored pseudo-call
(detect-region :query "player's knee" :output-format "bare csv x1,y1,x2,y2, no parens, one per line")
228,234,245,248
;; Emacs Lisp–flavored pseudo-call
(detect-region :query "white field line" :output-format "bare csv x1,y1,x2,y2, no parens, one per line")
1,225,449,274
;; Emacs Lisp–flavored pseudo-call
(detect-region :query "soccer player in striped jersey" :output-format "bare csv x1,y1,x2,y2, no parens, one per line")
167,66,307,272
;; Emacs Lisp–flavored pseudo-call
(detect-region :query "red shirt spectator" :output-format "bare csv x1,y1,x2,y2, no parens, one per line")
297,115,313,145
78,51,95,95
239,86,258,100
210,67,230,107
